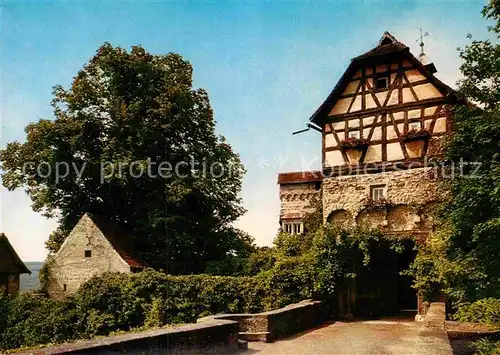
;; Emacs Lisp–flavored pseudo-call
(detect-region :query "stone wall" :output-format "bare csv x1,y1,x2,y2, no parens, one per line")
198,299,326,343
20,319,240,355
279,182,320,222
47,214,131,299
323,167,446,235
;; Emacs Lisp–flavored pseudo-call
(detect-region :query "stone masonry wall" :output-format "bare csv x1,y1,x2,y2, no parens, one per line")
47,215,131,299
279,182,320,221
323,167,446,234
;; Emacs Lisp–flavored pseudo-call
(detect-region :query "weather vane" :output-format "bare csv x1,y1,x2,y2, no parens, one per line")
416,29,430,56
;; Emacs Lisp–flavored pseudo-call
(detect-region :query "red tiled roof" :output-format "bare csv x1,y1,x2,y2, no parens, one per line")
87,214,148,269
277,171,323,184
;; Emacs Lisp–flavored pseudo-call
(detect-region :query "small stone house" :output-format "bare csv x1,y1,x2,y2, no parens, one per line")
47,213,147,299
0,233,31,296
278,32,458,315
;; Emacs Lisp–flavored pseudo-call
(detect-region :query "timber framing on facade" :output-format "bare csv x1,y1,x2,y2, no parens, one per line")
309,32,457,174
278,31,458,314
278,31,457,236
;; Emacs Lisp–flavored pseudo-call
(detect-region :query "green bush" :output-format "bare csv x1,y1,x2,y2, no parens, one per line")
471,338,500,355
258,256,314,309
0,271,276,351
0,292,80,350
453,298,500,326
74,271,269,329
0,225,405,351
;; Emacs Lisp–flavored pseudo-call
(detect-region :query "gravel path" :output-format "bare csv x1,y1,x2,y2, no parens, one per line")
246,317,427,355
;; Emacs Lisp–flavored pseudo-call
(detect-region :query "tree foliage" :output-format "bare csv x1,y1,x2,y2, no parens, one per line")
0,43,246,273
409,1,500,305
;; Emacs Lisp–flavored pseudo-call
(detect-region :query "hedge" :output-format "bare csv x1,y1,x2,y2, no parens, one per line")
453,298,500,326
0,268,314,351
0,226,401,351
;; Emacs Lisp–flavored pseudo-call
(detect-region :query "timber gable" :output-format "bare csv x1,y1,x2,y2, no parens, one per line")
314,32,456,170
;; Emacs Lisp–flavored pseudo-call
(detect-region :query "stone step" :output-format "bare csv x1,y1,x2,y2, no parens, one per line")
239,331,273,343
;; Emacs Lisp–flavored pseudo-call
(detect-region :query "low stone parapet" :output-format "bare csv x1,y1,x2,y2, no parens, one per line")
415,326,453,355
424,302,446,329
19,319,239,354
417,302,453,354
198,299,325,342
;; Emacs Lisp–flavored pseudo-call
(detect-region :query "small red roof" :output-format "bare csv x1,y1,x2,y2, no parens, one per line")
87,214,148,269
277,171,323,184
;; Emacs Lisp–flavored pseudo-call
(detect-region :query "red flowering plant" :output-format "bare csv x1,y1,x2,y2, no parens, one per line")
401,128,431,142
339,137,370,151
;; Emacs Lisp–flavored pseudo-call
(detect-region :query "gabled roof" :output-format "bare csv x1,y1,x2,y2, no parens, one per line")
309,31,456,125
0,233,31,274
278,171,323,184
86,214,147,269
354,32,407,60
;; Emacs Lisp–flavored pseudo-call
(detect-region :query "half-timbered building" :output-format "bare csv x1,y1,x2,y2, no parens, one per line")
278,32,457,314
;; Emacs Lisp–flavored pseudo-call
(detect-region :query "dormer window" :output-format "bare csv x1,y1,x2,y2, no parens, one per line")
375,77,389,90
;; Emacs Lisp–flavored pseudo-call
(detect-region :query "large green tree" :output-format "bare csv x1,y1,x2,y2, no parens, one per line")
1,43,247,273
410,1,500,304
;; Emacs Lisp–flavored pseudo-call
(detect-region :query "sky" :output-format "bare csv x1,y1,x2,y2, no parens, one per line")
0,0,491,261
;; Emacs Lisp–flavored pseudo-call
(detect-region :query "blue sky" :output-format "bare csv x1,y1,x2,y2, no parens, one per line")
0,0,490,261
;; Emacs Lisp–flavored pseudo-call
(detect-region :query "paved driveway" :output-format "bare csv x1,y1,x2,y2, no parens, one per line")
246,317,429,355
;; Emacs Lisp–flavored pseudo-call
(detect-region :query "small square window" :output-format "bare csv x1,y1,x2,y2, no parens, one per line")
409,121,421,130
375,77,389,90
84,250,92,258
371,185,386,201
349,131,360,139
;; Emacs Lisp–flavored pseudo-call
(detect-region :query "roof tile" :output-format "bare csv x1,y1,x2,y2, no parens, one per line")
277,171,323,184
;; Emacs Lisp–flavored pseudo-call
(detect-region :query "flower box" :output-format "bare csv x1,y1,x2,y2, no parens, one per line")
401,128,431,143
401,129,430,158
339,138,369,164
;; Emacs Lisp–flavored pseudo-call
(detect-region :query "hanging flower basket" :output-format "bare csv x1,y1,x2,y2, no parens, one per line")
401,129,431,158
339,138,369,164
401,129,431,143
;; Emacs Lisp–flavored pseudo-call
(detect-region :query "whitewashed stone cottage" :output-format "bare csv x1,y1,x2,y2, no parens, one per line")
47,213,147,299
